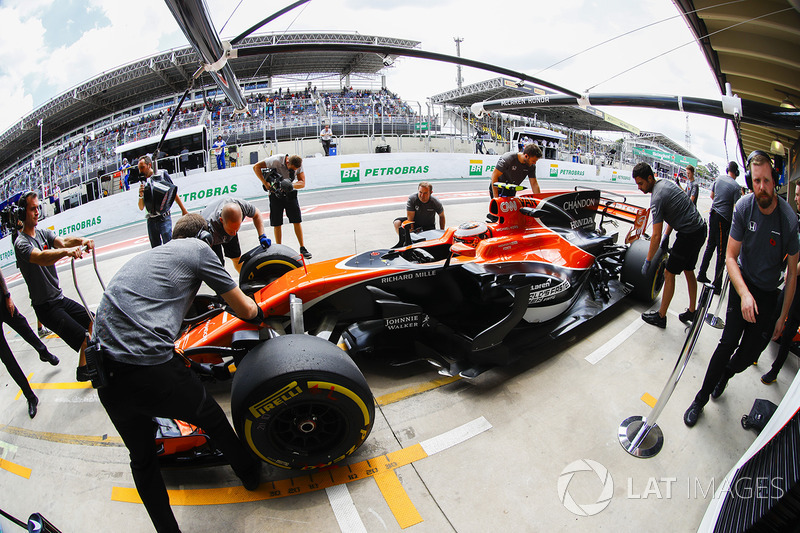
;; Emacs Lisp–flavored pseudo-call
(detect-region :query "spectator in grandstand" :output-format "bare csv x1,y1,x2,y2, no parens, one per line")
119,158,131,191
13,191,93,381
202,197,270,272
252,154,312,260
213,135,227,169
490,143,542,198
393,182,446,234
633,162,706,329
320,124,333,156
137,155,188,248
180,147,190,176
1,266,60,418
475,131,485,154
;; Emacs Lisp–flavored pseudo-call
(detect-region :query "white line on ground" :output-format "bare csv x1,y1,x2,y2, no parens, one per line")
326,484,368,533
419,416,493,456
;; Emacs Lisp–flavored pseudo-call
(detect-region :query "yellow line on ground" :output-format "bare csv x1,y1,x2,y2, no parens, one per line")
0,425,123,447
374,470,424,528
0,457,31,479
112,444,429,506
374,375,461,406
641,393,657,408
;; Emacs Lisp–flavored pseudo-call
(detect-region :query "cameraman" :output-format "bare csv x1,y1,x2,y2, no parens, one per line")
94,213,262,532
252,154,312,259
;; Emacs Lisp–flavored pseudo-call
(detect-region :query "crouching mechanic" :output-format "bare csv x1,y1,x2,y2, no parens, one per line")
93,213,263,533
201,197,270,272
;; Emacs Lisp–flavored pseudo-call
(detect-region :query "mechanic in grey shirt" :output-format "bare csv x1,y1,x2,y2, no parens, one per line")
202,197,270,271
14,191,94,369
697,161,742,290
633,162,706,328
490,143,542,197
685,165,699,206
93,213,262,532
393,181,446,233
684,151,798,427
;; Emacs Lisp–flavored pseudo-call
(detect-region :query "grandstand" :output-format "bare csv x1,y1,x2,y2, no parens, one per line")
0,31,698,217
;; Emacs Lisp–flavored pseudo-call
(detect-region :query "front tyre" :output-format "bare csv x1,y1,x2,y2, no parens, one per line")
231,335,374,470
621,239,667,303
238,244,302,295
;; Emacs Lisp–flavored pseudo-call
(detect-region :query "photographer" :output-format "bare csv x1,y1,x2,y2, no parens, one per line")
94,213,262,532
137,155,188,248
252,154,312,259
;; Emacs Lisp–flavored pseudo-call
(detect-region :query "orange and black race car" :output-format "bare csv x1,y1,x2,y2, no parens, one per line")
165,186,667,471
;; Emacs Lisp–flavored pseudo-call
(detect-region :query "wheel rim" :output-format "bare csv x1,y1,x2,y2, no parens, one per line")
271,400,348,455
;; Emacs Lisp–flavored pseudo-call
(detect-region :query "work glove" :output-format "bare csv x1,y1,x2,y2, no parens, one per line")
641,259,651,277
259,234,271,249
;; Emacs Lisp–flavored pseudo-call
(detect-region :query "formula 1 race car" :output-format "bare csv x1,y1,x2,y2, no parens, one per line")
170,186,666,470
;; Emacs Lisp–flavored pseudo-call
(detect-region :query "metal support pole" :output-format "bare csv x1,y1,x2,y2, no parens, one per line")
618,283,715,458
705,272,730,329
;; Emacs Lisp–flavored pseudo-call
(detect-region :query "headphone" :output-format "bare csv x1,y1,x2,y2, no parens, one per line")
744,150,779,190
14,191,37,224
195,226,213,246
726,161,740,177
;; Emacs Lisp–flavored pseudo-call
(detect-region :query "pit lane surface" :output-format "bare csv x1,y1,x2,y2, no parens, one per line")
0,178,795,532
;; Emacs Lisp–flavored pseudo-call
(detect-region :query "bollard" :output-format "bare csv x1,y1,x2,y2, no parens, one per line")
704,273,730,329
618,283,715,458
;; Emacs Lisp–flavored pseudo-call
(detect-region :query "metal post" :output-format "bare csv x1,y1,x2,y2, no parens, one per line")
618,283,715,458
705,272,730,329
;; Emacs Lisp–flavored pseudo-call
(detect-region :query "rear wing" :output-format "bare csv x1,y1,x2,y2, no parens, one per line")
589,189,650,244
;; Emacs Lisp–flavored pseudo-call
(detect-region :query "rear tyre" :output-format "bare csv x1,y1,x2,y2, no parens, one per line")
231,334,374,470
238,244,302,295
621,239,667,303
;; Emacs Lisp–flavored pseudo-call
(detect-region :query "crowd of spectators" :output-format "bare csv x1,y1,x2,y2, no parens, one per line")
0,86,420,207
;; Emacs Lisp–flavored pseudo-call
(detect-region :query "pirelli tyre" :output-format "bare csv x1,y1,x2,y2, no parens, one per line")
621,239,667,303
231,334,374,470
238,244,302,295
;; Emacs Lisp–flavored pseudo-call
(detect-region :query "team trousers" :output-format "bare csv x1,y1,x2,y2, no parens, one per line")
697,209,731,288
0,302,50,401
98,355,257,533
694,278,778,406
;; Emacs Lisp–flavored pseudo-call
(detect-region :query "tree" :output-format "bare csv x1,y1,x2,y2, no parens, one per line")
706,161,720,179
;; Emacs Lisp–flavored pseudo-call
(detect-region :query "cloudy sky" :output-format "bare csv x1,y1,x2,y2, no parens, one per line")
0,0,742,170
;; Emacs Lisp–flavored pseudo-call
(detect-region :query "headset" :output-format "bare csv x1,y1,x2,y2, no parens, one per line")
744,149,779,190
726,161,740,177
14,191,37,225
195,226,213,246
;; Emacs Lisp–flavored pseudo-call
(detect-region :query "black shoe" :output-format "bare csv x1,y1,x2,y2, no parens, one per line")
683,401,703,427
641,310,666,328
678,308,697,325
761,369,779,385
27,396,38,419
236,462,261,491
711,377,729,399
39,352,59,366
76,365,91,382
299,246,312,260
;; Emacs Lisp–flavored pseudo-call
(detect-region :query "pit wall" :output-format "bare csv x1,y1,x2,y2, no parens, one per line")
0,152,631,267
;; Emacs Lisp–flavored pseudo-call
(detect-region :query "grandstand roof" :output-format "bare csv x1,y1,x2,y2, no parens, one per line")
430,77,642,135
0,32,420,171
636,132,699,160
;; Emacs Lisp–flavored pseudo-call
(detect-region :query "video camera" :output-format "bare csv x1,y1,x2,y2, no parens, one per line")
261,167,294,198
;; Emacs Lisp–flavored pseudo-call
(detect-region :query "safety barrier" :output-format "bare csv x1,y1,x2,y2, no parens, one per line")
618,283,716,458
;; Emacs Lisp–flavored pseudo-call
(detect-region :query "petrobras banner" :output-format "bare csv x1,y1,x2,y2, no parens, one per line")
0,152,631,267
